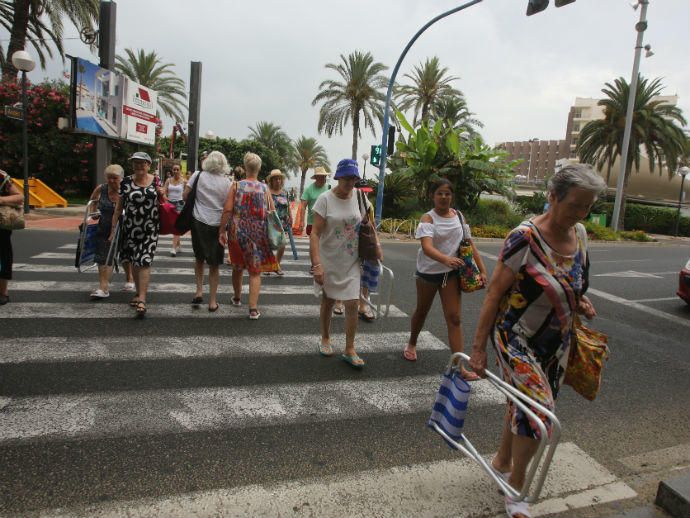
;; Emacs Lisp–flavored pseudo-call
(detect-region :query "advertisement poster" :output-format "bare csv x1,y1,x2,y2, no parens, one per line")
70,57,158,145
122,78,158,146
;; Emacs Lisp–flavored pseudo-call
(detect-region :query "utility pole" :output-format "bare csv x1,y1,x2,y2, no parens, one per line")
94,1,116,190
187,62,202,173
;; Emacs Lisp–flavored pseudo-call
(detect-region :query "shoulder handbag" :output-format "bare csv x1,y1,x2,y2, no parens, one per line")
174,172,201,234
427,360,471,449
564,315,609,401
0,174,24,230
456,211,484,293
357,189,379,261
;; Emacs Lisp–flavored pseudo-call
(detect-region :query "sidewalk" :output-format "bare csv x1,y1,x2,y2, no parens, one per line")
24,205,86,231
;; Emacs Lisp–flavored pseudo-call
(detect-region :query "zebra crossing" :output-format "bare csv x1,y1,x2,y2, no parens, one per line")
0,234,637,516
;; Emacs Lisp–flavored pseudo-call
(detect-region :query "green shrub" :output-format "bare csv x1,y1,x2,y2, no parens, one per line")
515,192,548,215
472,225,511,238
465,199,523,228
583,221,621,241
619,230,655,242
591,201,690,236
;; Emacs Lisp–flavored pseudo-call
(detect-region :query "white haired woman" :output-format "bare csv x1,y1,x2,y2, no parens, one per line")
469,164,606,518
88,164,124,299
185,151,232,312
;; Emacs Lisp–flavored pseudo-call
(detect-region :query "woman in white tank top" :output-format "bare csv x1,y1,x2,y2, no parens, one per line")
402,179,487,380
164,164,186,256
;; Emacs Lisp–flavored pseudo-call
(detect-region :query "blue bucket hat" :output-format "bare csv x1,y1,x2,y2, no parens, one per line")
334,158,360,179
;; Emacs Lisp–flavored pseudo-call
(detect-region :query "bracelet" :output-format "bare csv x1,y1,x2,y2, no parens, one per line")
311,263,321,269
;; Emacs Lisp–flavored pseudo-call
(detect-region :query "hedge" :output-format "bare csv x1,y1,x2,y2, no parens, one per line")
593,201,690,236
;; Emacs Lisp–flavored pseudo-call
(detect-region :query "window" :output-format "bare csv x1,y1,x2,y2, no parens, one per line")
572,108,583,119
572,122,581,132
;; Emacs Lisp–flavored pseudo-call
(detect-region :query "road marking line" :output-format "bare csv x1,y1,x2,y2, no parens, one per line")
0,375,504,443
35,442,634,518
0,331,444,364
58,242,312,252
587,288,690,328
595,259,651,264
32,252,312,266
629,297,681,303
0,303,408,319
10,280,315,295
13,264,314,277
594,270,662,278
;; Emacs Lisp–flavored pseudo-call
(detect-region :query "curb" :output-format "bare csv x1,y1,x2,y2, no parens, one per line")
656,472,690,517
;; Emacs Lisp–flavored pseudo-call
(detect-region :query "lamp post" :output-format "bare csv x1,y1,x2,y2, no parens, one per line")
674,166,689,236
362,152,369,181
611,0,649,231
11,50,36,214
527,138,539,184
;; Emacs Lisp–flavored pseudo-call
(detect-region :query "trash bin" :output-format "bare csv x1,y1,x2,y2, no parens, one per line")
588,213,606,226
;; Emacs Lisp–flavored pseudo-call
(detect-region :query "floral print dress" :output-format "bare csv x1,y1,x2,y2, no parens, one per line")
271,190,292,232
493,220,589,439
228,180,278,274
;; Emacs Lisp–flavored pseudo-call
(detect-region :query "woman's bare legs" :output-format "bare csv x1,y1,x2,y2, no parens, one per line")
320,295,336,346
405,279,438,354
248,272,261,309
232,268,243,301
343,299,359,356
194,259,205,299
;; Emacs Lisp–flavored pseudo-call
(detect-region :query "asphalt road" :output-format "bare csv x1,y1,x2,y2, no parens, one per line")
1,230,689,517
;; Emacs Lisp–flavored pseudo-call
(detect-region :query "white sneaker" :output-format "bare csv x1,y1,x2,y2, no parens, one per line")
122,282,135,292
90,289,110,299
170,249,177,257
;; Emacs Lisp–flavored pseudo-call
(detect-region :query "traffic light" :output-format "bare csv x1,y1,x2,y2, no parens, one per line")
370,144,382,167
526,0,575,16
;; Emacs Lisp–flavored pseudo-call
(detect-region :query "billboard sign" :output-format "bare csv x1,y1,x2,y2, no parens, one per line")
69,57,158,146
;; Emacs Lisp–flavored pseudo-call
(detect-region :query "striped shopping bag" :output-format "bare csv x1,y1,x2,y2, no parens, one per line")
427,367,471,449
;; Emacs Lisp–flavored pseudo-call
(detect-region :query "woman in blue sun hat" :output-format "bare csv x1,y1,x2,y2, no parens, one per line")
309,159,382,368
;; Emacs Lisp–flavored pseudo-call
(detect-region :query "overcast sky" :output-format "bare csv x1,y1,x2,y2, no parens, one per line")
5,0,690,177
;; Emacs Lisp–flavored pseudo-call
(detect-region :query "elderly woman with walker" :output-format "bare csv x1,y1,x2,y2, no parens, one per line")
469,164,605,518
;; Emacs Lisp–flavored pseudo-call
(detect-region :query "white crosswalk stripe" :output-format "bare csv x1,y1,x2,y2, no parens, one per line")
2,235,637,517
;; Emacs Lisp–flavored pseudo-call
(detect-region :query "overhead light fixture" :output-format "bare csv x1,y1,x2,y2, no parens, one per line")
630,1,639,10
644,44,654,58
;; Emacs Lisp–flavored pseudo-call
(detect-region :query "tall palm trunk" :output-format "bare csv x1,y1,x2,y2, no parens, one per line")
351,109,360,160
2,0,31,82
616,163,633,230
299,167,308,197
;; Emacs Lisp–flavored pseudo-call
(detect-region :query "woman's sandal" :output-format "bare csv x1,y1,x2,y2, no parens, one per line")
358,309,376,323
319,342,334,357
191,296,203,306
504,495,531,518
333,303,344,315
341,353,365,369
402,345,417,362
135,301,147,318
129,298,141,307
208,304,220,313
461,368,481,382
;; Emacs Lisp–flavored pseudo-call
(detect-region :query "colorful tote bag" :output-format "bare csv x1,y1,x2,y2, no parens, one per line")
267,210,286,250
457,212,484,293
564,316,610,401
428,366,471,449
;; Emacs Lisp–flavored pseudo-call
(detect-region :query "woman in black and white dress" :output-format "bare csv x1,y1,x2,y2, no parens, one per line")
110,152,163,317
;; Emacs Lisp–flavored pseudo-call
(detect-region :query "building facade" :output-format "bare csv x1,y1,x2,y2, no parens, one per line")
497,139,569,184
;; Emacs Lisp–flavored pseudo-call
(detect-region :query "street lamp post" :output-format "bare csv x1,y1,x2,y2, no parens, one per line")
11,50,36,214
674,166,689,237
527,138,539,184
611,0,649,231
362,153,369,181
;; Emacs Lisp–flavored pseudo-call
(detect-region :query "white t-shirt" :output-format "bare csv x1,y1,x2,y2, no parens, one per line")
415,209,472,274
312,189,371,300
188,171,232,226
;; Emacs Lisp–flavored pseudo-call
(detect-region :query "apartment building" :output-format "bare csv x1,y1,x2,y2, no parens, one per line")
497,139,569,183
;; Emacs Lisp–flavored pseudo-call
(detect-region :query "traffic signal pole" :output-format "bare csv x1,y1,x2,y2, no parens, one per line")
374,0,484,226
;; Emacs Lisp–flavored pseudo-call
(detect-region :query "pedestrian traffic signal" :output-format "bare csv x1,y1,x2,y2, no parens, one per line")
526,0,575,15
370,145,382,167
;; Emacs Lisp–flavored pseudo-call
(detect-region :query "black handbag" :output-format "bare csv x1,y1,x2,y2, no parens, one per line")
357,189,379,261
174,172,201,233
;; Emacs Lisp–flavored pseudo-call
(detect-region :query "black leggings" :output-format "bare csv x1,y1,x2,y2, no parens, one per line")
0,229,12,280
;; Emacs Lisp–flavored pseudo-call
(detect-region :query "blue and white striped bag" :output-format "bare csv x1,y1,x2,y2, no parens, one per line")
427,367,471,449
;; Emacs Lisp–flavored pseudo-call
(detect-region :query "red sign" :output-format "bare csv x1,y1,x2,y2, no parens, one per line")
138,88,151,102
136,122,148,133
123,105,158,123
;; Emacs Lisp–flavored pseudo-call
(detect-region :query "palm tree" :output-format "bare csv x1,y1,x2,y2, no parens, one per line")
431,95,483,138
292,136,330,196
312,50,388,160
115,48,187,122
394,56,463,125
578,75,687,229
1,0,99,81
248,121,294,171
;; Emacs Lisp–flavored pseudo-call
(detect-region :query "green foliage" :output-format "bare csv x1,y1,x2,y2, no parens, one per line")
588,201,690,237
464,199,524,229
515,192,548,215
364,172,416,218
583,221,621,241
392,110,517,210
291,136,330,196
619,230,654,242
248,121,294,173
471,225,511,239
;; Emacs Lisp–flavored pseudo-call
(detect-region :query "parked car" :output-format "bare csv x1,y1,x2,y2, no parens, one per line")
677,255,690,305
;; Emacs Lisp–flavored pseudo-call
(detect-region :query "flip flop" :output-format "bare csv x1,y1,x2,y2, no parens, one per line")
319,342,334,357
208,304,220,312
461,368,481,382
358,310,375,323
135,301,147,318
402,346,417,362
129,298,141,307
341,353,365,369
191,296,203,305
333,304,344,315
504,495,531,518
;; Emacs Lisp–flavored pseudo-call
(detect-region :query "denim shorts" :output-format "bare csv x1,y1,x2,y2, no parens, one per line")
414,269,458,286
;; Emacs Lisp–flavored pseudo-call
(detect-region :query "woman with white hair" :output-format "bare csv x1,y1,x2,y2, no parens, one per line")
184,150,232,312
469,164,606,518
88,164,124,299
219,152,278,319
